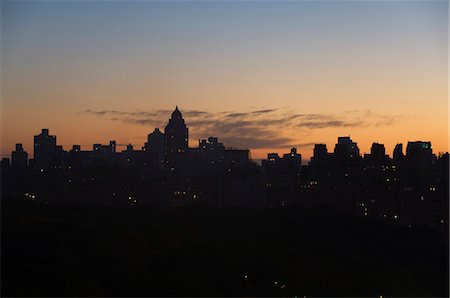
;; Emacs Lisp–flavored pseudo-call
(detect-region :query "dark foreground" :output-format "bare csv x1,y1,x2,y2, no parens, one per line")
2,199,448,297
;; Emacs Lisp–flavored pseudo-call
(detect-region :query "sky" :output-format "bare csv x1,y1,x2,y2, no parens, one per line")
1,0,448,160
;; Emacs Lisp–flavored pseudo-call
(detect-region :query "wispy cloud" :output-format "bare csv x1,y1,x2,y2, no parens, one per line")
83,107,399,149
298,120,369,129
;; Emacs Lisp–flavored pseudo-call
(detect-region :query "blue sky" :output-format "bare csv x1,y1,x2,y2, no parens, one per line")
2,0,448,158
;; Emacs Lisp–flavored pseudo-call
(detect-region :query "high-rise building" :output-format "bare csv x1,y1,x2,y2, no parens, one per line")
368,142,388,164
393,143,404,162
283,148,302,171
334,136,360,160
145,128,165,163
312,144,328,163
310,144,331,177
12,144,28,168
164,106,188,162
406,141,433,166
33,129,57,168
370,143,385,157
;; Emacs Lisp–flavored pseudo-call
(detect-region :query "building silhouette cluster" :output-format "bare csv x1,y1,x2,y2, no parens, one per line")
2,107,448,231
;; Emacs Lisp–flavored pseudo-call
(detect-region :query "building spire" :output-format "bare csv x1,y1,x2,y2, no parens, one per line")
171,106,182,120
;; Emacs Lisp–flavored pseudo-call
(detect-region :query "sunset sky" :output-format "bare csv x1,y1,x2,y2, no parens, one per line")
2,0,448,160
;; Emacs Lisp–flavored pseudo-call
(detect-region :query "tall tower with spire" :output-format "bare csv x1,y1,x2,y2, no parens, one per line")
164,106,189,162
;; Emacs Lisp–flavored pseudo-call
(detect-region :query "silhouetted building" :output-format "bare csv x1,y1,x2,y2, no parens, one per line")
406,141,433,166
145,128,165,164
312,144,328,163
67,145,91,168
122,144,138,167
223,148,250,165
365,142,388,165
1,158,11,171
371,142,385,158
164,106,188,162
393,143,404,163
310,144,332,177
2,107,448,232
11,144,28,168
53,145,65,167
282,148,302,171
262,148,301,173
264,153,280,164
192,137,250,172
93,141,116,154
262,148,302,208
92,141,117,166
199,137,225,153
197,137,226,167
34,129,57,168
334,137,360,161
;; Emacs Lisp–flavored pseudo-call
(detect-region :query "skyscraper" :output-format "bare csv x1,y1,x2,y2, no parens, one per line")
393,143,404,162
312,144,328,163
33,129,57,168
145,128,165,163
406,141,433,166
12,143,28,168
334,136,360,161
164,106,188,162
369,142,388,164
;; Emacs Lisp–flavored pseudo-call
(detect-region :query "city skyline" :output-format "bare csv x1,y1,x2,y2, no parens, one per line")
2,0,448,160
3,105,447,225
4,106,447,165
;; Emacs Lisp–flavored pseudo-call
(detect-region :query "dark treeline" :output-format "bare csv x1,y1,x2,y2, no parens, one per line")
2,201,448,297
